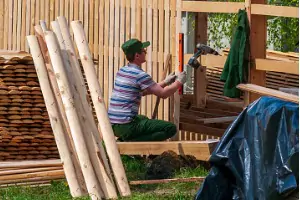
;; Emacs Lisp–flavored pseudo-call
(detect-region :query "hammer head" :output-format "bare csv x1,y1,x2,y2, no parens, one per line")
187,43,219,69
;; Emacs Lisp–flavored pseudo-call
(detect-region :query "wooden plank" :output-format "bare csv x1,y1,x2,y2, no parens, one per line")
16,0,22,51
119,0,125,68
103,0,109,106
194,3,208,107
130,177,205,185
248,0,267,103
2,0,8,50
146,0,152,118
88,0,94,51
59,0,64,16
40,0,44,21
135,0,141,39
8,0,13,50
237,83,299,103
202,116,237,124
152,0,158,119
74,0,79,20
84,0,88,36
108,0,114,103
130,0,136,38
65,0,69,21
114,0,120,79
13,0,18,50
251,4,298,18
21,0,27,51
117,141,218,161
158,0,164,120
69,0,74,22
172,0,180,140
125,0,130,41
163,0,170,121
182,1,244,13
79,0,83,23
94,0,99,59
0,0,3,49
140,0,147,116
98,0,104,95
44,0,49,28
256,59,299,75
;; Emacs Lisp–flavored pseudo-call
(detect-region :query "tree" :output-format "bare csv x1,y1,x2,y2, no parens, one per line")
206,0,299,52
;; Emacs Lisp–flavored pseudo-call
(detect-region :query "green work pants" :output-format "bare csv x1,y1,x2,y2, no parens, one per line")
112,115,177,141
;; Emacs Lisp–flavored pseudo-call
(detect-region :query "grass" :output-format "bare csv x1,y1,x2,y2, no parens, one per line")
0,156,209,200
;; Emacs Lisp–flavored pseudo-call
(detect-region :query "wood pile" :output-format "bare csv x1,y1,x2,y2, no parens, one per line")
0,159,64,187
26,16,130,199
0,53,58,161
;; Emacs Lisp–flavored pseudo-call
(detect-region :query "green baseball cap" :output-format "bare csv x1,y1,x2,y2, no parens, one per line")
121,39,150,56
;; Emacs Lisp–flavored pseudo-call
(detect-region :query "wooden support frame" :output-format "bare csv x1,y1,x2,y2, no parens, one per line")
117,141,218,161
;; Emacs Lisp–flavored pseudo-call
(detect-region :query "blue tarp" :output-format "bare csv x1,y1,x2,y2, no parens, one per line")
196,96,299,200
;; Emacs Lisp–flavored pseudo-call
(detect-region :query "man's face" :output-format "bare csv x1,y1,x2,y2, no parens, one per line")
134,48,147,64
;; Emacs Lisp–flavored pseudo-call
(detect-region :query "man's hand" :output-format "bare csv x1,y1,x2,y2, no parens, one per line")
164,72,177,85
176,71,187,84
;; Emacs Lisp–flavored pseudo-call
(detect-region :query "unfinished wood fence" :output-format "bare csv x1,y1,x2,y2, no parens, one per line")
0,0,181,122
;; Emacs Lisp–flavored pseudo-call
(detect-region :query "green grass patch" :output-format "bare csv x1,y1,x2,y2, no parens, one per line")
0,156,209,200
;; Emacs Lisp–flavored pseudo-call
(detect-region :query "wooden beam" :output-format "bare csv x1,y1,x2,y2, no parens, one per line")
248,0,267,104
184,54,226,69
255,59,299,75
129,177,205,185
251,4,299,18
117,141,219,161
237,83,299,103
202,116,237,124
182,1,244,13
194,3,208,108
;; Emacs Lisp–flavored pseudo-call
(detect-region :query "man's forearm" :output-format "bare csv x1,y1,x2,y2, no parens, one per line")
160,81,182,99
158,81,167,88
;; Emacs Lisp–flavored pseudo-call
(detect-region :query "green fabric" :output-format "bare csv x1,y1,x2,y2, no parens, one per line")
112,115,177,141
220,9,250,98
121,39,150,56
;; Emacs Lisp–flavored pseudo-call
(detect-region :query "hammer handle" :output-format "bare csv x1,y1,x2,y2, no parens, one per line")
151,54,172,119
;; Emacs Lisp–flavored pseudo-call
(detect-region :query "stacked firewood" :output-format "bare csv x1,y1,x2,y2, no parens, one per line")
0,159,64,187
26,16,130,199
0,54,58,161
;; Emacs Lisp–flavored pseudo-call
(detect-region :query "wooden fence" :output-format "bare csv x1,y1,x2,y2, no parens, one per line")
0,0,181,122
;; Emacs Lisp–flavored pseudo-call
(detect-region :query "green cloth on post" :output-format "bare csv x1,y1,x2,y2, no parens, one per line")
112,115,177,141
220,9,250,98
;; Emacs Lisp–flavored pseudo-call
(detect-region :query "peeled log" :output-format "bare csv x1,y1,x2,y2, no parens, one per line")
71,21,131,197
43,31,103,200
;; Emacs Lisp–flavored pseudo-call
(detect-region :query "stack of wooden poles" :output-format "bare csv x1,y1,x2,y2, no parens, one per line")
0,159,64,187
26,16,130,199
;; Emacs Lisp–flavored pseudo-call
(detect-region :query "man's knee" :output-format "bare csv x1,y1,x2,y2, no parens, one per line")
165,123,177,138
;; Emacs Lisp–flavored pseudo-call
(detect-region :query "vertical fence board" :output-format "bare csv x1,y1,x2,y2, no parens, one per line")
16,0,22,51
136,0,141,40
13,0,18,50
94,0,99,59
158,0,164,120
152,0,158,118
119,0,125,68
98,0,104,94
114,0,120,77
163,0,170,121
84,0,88,36
108,0,115,101
8,0,13,50
146,0,153,118
0,0,3,49
89,0,94,51
103,0,109,106
131,0,136,38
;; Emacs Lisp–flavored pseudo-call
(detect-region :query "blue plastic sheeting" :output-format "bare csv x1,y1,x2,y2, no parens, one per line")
196,96,299,200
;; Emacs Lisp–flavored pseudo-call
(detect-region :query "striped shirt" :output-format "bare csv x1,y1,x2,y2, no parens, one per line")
108,63,156,124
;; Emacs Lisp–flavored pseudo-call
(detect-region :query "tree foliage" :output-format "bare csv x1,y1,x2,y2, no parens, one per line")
206,0,299,52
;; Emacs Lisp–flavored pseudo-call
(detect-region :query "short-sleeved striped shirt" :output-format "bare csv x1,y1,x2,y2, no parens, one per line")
108,63,156,124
